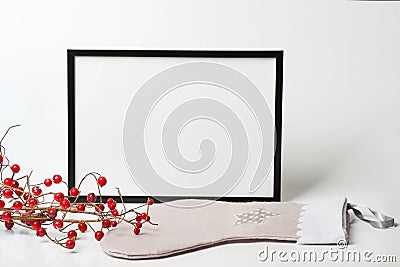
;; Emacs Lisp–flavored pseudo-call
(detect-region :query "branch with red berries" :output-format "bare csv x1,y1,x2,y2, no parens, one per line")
0,125,157,249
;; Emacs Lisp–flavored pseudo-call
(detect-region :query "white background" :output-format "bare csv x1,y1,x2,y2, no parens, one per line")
0,0,399,266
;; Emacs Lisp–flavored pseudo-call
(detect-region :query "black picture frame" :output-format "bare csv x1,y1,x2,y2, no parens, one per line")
68,50,283,203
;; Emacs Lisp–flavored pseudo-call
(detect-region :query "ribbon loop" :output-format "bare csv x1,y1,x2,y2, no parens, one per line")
348,203,395,229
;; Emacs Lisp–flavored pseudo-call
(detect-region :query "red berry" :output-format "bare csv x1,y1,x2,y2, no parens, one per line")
69,187,79,197
36,227,46,237
3,188,13,198
28,198,38,207
141,212,147,220
44,178,52,187
65,239,75,249
78,222,87,233
145,215,150,221
147,198,154,205
95,231,104,241
31,186,42,196
135,215,142,222
68,230,77,240
96,203,105,213
111,209,119,217
86,193,96,203
4,178,13,186
60,198,71,209
32,221,41,231
0,200,5,209
54,192,64,202
47,208,57,219
23,192,30,200
2,211,12,221
52,174,62,184
5,221,14,229
53,219,63,229
107,198,114,205
76,204,85,211
111,221,117,227
107,201,116,210
102,219,111,229
11,164,20,173
97,176,107,187
136,222,142,228
15,187,23,197
133,227,140,235
0,155,2,164
11,180,19,188
13,201,23,210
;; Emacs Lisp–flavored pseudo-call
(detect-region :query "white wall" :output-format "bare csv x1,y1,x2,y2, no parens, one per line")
1,0,399,204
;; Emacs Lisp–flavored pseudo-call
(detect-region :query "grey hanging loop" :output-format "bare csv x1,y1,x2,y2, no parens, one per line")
347,203,395,229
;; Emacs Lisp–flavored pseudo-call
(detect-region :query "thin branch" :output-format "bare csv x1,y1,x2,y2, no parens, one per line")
0,124,21,145
0,125,157,250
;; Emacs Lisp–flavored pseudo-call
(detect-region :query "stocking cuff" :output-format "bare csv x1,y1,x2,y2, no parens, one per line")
297,197,349,245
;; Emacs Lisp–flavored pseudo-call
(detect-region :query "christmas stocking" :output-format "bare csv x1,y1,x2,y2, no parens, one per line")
100,198,394,259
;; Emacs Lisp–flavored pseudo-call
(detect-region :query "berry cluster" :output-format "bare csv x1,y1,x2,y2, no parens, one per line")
0,125,156,249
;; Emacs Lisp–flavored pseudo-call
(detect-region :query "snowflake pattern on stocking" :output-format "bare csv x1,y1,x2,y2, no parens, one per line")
234,207,279,225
